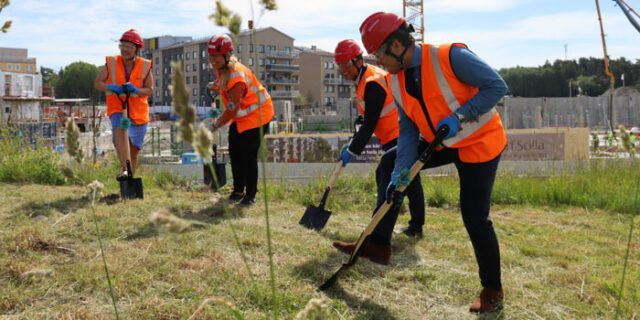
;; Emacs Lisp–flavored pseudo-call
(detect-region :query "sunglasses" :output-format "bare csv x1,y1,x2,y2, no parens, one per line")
119,43,136,50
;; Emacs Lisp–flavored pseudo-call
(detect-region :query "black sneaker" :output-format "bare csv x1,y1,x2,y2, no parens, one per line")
228,192,244,202
397,226,423,238
239,196,255,206
116,170,128,181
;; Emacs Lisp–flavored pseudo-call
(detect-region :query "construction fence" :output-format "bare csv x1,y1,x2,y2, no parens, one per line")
497,95,640,130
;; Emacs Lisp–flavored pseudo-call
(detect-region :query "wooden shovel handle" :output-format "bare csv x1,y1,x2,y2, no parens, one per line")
327,160,343,189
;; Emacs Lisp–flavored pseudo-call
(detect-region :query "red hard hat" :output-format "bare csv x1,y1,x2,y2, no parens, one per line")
359,12,406,54
207,34,234,55
120,29,143,49
334,39,363,64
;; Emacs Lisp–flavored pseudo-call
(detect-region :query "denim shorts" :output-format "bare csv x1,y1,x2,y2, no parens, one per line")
109,113,148,150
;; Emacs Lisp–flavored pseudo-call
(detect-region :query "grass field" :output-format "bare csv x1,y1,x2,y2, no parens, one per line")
1,168,638,319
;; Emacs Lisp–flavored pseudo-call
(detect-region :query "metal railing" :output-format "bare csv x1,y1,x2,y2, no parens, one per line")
269,90,299,98
266,51,299,59
266,64,300,72
266,78,300,85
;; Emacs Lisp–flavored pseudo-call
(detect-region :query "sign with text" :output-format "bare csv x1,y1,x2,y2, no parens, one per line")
502,132,565,160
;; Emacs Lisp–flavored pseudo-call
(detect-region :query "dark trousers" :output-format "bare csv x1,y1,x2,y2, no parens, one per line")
369,148,425,244
228,122,268,199
372,144,503,290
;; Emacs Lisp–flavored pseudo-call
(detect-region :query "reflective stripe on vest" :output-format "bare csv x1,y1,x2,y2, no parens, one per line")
227,71,270,118
358,72,395,117
389,47,497,148
105,56,150,98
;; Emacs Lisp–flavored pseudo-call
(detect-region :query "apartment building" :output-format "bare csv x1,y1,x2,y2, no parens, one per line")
0,47,37,74
298,47,354,118
144,27,299,123
234,27,299,123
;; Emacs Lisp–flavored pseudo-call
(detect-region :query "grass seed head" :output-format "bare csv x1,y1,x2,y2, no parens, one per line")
294,297,330,320
195,123,214,162
149,209,190,233
65,117,84,163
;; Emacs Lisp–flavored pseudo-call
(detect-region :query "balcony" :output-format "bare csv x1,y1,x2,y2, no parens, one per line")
266,64,300,72
269,90,299,99
266,78,300,85
323,78,354,85
266,50,299,59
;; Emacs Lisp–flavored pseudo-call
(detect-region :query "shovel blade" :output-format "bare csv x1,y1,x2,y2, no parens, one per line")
120,178,144,200
299,205,331,231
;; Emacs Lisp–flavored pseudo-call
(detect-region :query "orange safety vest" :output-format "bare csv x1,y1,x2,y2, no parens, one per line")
105,55,152,124
388,43,506,163
355,64,399,145
219,63,274,133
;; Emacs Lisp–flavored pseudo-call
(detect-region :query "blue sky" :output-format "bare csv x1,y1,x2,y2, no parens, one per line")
2,0,639,71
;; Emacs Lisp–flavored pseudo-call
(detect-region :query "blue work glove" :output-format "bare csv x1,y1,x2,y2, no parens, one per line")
385,180,404,207
437,114,460,140
107,83,123,94
123,82,140,95
338,149,352,167
208,108,223,119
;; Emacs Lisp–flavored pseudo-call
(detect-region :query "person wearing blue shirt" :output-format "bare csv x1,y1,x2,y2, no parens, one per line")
360,12,508,313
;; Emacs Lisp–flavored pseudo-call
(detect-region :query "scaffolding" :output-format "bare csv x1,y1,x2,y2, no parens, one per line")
403,0,424,43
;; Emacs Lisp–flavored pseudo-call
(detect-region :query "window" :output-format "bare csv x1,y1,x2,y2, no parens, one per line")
323,62,328,69
259,58,264,66
259,45,265,53
155,79,159,86
156,91,160,98
249,44,253,53
155,68,159,75
330,63,334,69
155,57,159,64
238,44,242,53
193,51,197,59
284,60,290,65
186,52,190,60
186,77,190,84
249,58,253,66
186,65,190,72
324,86,328,93
171,54,175,61
259,71,265,80
192,76,197,84
7,64,11,70
26,65,33,71
330,86,335,93
202,50,206,58
165,90,168,97
193,63,197,71
202,63,207,70
285,47,291,54
179,53,183,60
193,88,197,96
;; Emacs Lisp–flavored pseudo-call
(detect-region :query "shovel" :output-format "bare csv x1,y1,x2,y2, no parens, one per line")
299,160,343,230
319,125,449,290
115,89,143,200
203,88,227,190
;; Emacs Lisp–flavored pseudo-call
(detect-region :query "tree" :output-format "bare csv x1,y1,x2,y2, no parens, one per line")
0,0,11,34
40,66,59,87
54,62,101,99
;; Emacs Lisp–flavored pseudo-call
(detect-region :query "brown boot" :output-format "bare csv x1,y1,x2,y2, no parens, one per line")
469,287,504,313
332,239,391,265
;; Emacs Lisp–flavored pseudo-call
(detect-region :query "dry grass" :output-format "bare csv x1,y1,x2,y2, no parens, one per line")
0,182,638,319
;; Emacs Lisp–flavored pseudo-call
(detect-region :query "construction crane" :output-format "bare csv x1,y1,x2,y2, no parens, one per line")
613,0,640,34
595,0,617,134
403,0,424,43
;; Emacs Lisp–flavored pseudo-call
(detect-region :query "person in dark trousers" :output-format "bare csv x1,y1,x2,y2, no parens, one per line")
207,34,274,205
331,39,426,265
359,12,508,313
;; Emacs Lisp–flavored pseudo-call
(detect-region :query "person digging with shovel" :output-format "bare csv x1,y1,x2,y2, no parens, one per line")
331,39,426,264
352,12,509,313
94,29,153,181
206,34,274,206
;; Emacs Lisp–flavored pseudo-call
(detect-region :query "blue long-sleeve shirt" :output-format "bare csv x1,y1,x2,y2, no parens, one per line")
392,44,508,181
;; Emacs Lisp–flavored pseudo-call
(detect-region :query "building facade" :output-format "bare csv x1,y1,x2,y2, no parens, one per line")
144,27,299,123
0,47,37,74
